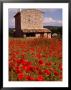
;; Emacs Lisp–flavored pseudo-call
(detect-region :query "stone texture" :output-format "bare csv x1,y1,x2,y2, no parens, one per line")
14,9,52,38
48,33,51,38
21,9,43,31
44,33,47,37
36,34,40,38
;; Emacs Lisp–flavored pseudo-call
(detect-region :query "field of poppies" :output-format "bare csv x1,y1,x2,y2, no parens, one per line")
9,37,62,81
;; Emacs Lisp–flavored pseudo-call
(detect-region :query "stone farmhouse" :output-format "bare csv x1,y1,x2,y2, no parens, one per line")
14,9,51,38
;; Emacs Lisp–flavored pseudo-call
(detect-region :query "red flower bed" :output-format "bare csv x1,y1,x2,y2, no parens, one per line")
9,38,62,81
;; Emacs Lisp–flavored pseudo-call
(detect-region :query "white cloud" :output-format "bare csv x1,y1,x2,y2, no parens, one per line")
43,17,62,26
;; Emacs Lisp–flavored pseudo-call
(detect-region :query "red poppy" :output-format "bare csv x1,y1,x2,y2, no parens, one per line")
27,62,32,65
30,48,35,52
21,59,28,65
36,53,42,59
54,71,59,76
26,65,33,72
44,69,51,75
38,70,43,75
37,75,44,81
59,65,62,70
59,74,62,80
26,76,35,80
18,73,24,80
22,66,27,70
38,60,44,65
15,66,21,74
46,62,52,66
17,59,21,64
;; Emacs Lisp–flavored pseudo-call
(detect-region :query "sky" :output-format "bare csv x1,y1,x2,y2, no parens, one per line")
8,8,62,28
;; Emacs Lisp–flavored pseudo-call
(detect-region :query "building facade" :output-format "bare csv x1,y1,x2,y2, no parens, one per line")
14,9,51,38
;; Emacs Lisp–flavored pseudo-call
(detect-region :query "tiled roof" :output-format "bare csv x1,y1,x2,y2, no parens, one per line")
22,28,51,33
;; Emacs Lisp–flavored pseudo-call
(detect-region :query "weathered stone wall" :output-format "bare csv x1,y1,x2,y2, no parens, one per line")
35,34,40,38
44,33,47,37
48,33,51,38
21,9,43,31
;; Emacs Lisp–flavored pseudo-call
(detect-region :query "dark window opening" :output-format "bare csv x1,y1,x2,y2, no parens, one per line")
26,33,35,37
40,33,44,37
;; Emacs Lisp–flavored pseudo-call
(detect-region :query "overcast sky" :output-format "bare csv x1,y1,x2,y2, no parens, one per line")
8,8,62,28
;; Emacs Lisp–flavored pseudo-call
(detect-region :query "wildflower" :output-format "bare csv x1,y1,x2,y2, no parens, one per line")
26,76,35,81
36,53,42,59
38,60,44,65
54,71,59,76
44,69,51,76
37,75,44,81
46,62,52,66
59,65,62,70
21,59,28,65
59,74,62,80
18,73,24,80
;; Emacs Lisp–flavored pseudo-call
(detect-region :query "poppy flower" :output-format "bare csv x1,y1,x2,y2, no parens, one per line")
38,60,44,65
44,69,51,76
18,73,24,80
30,48,35,52
59,65,62,70
59,74,62,80
22,66,27,70
54,71,59,76
21,59,28,65
46,62,52,66
26,76,35,81
37,75,44,81
36,54,42,59
15,66,21,74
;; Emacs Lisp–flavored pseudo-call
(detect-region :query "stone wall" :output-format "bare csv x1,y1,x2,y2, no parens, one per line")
44,33,47,37
21,9,43,31
35,34,40,38
48,33,51,38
